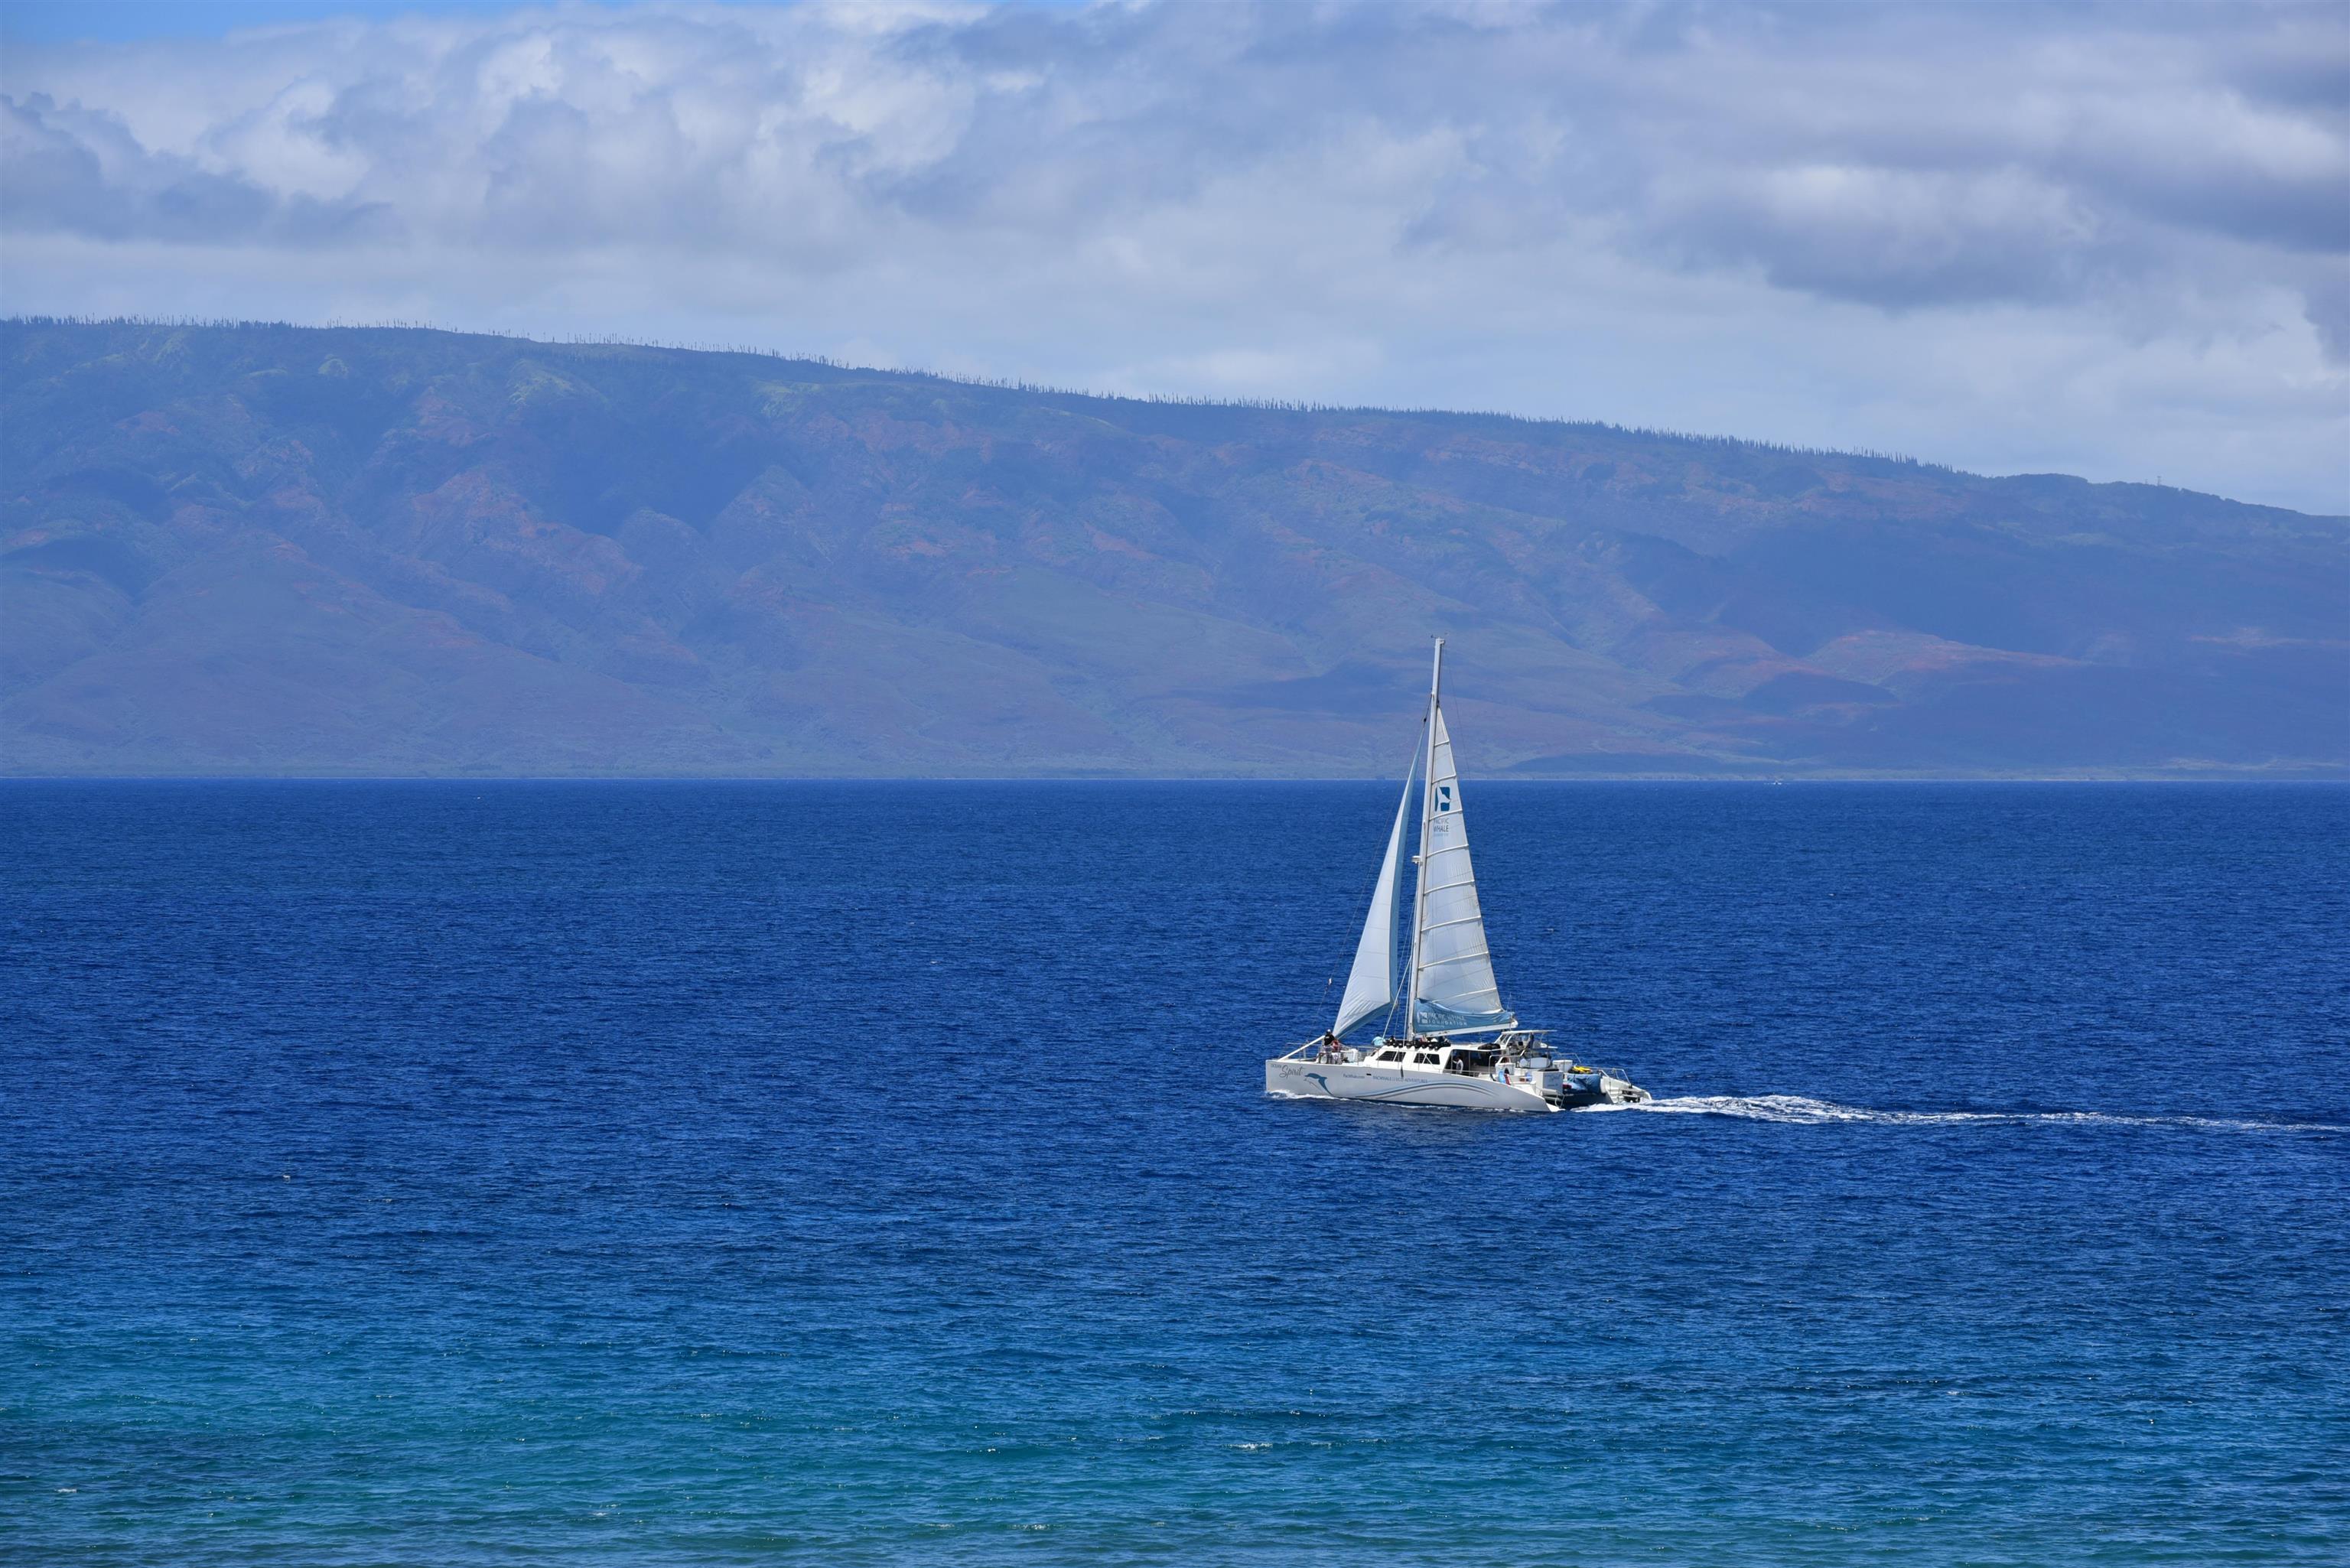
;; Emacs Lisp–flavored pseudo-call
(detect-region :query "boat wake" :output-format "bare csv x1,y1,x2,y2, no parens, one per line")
1612,1094,2337,1134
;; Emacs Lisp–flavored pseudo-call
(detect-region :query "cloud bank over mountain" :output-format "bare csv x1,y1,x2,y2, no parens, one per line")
4,2,2345,513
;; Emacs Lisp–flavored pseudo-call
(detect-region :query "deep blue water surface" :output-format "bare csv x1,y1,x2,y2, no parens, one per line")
5,782,2347,1564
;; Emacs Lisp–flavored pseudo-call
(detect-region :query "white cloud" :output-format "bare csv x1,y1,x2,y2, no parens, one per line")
2,0,2344,512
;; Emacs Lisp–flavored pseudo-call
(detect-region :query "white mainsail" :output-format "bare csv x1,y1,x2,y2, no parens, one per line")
1409,703,1513,1034
1331,747,1419,1039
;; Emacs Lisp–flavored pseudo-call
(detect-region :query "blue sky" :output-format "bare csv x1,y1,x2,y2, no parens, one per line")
1,2,480,44
4,1,2345,513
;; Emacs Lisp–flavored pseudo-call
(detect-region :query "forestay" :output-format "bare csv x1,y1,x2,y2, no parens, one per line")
1331,747,1419,1039
1411,707,1513,1033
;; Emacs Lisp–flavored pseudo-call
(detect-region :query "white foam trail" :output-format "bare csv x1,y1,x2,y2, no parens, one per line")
1623,1094,2337,1133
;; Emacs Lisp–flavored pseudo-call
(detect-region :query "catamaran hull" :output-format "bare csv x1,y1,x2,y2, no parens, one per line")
1265,1059,1554,1113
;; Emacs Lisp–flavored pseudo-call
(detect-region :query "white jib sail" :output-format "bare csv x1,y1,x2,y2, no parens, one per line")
1332,750,1417,1039
1411,706,1513,1033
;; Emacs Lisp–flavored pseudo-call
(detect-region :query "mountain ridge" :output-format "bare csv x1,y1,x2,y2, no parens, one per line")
5,318,2343,777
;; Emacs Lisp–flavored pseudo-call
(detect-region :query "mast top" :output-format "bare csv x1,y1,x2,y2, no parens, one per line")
1428,636,1444,702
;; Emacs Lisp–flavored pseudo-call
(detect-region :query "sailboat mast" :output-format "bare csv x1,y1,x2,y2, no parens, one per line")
1403,637,1443,1041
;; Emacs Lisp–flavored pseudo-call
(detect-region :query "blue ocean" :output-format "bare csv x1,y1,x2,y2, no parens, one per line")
5,781,2346,1565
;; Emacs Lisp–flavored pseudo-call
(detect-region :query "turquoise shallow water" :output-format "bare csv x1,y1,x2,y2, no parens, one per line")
4,781,2347,1564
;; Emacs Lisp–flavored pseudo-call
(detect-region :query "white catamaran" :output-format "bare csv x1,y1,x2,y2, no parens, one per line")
1266,639,1648,1113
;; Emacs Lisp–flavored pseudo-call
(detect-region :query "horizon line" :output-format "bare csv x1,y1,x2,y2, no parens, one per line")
5,773,2343,786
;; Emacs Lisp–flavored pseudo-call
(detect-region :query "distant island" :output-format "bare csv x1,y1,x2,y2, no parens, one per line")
4,318,2343,778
